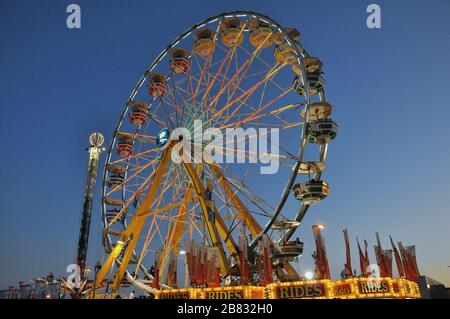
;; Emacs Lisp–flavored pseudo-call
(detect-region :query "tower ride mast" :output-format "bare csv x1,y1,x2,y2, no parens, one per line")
76,133,104,281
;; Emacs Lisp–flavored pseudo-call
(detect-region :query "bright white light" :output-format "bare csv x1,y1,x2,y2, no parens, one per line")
304,271,314,280
179,250,186,255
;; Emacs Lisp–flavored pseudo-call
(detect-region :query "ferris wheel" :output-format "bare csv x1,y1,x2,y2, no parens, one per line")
96,11,338,293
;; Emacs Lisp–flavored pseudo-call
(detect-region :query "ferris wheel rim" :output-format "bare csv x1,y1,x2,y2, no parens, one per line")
100,10,330,289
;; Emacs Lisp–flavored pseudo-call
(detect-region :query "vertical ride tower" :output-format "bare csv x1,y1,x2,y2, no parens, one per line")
76,133,104,280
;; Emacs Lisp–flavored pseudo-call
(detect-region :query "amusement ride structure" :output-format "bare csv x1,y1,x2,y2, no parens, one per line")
0,11,428,300
88,11,419,299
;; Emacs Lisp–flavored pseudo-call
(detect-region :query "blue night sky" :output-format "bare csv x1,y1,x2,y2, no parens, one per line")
1,0,450,289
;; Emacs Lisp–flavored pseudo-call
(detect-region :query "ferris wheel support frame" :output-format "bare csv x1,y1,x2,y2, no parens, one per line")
181,160,231,275
96,153,302,292
209,163,299,279
95,141,176,291
157,188,192,278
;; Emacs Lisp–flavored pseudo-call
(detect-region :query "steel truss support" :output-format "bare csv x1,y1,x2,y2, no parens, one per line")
181,161,231,275
95,142,175,292
208,163,299,280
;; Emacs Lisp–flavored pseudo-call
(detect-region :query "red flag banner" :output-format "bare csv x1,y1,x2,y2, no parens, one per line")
390,236,405,278
239,235,250,285
166,252,177,288
374,232,388,277
257,240,265,285
185,239,195,287
357,238,370,277
398,242,411,279
198,244,206,287
257,235,273,285
343,229,353,277
357,238,365,276
398,242,421,281
364,240,371,274
262,235,273,284
313,225,330,280
383,249,393,278
406,245,420,281
192,242,200,286
153,249,161,289
206,247,220,288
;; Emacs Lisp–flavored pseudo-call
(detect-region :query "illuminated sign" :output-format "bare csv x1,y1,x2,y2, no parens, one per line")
203,286,265,299
205,289,243,299
267,280,331,299
357,279,390,294
332,278,421,299
333,283,352,297
155,278,420,300
392,282,400,293
277,283,325,299
156,127,170,148
157,290,191,299
155,286,264,299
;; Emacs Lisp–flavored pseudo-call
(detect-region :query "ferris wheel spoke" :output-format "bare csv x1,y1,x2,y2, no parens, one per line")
226,62,289,120
218,41,284,98
206,163,265,239
233,101,301,124
160,94,182,125
199,47,236,110
181,160,231,274
178,74,217,127
226,185,274,219
202,70,262,124
218,86,293,129
192,52,214,108
224,173,276,213
217,93,296,129
158,187,193,276
193,22,222,95
115,132,157,144
147,109,170,128
105,159,157,197
109,158,177,227
234,43,288,92
165,80,192,126
207,172,240,218
212,62,286,119
203,62,289,122
117,146,157,193
108,147,160,165
135,168,181,268
205,49,265,113
106,169,156,227
211,33,273,113
157,98,178,129
167,76,184,124
176,70,217,125
134,215,165,275
169,79,209,125
134,166,188,272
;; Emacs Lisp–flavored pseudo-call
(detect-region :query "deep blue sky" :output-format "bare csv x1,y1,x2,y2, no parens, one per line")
1,0,449,288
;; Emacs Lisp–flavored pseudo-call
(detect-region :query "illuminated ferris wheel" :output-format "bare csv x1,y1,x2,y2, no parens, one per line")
96,11,338,293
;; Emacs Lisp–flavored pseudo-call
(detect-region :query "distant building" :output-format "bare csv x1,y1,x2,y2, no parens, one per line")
417,276,450,299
